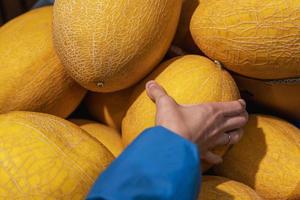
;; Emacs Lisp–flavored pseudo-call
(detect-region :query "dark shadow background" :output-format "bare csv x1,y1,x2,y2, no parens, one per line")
0,0,37,25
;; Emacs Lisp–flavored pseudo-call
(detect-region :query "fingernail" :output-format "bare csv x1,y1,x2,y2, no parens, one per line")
146,81,156,90
239,99,246,108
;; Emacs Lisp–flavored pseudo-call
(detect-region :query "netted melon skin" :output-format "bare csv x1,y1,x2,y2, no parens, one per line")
0,111,114,199
191,0,300,79
0,7,86,118
199,176,262,200
215,115,300,200
70,119,124,157
53,0,182,92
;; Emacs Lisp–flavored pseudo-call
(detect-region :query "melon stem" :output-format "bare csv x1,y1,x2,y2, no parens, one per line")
214,60,223,70
96,81,105,87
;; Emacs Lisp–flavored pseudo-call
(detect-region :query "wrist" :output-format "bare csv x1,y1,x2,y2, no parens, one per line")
159,124,193,142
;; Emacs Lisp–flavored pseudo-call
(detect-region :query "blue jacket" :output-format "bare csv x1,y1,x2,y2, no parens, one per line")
33,0,54,8
294,121,300,128
87,126,201,200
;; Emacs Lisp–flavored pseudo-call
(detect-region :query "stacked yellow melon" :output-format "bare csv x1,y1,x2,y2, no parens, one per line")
84,88,133,131
0,111,114,199
214,115,300,199
0,7,86,118
53,0,182,92
233,75,300,119
190,0,300,119
70,119,124,157
189,1,300,198
1,0,300,199
199,176,262,200
0,1,185,198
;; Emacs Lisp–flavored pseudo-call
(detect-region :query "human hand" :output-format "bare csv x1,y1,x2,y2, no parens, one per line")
146,80,248,165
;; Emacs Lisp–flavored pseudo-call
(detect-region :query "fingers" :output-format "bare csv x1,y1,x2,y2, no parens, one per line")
228,129,244,144
146,80,177,106
210,99,246,117
202,129,244,165
202,151,223,165
146,80,168,103
221,111,248,132
238,99,246,108
213,129,244,146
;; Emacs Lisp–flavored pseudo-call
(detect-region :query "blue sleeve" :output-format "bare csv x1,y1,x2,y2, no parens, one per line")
294,120,300,128
33,0,54,8
86,126,201,200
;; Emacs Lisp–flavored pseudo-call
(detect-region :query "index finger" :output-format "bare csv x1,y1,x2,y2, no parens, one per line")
211,99,246,117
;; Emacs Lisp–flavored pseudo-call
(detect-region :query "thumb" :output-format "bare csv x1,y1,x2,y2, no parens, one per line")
146,80,168,103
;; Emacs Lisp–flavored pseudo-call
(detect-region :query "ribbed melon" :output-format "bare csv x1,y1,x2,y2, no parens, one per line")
172,0,200,54
122,55,240,171
214,115,300,200
0,7,86,118
190,0,300,79
0,111,114,199
234,75,300,120
70,119,124,157
53,0,182,92
199,176,262,200
85,88,132,131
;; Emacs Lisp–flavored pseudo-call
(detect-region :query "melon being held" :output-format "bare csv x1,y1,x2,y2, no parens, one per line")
122,55,240,171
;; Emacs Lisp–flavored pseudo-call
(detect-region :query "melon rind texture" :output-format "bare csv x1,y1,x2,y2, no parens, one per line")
214,114,300,200
199,176,262,200
0,7,86,118
85,88,133,131
53,0,182,92
234,75,300,120
70,119,124,157
191,0,300,79
0,111,114,199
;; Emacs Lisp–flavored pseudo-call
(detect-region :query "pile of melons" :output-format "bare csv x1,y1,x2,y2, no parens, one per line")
0,0,299,199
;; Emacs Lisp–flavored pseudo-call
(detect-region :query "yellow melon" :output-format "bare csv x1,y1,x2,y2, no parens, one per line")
0,111,114,199
199,176,262,200
214,115,300,200
122,55,240,171
70,119,124,157
53,0,182,92
0,7,86,118
172,0,200,54
85,88,133,131
234,75,300,120
190,0,300,79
